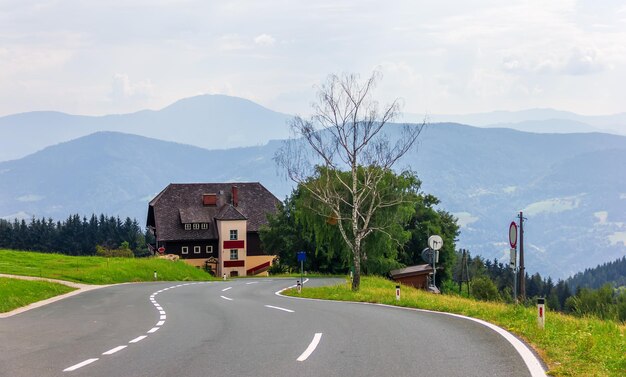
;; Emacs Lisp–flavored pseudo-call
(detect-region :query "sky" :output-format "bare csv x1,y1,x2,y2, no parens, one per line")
1,0,625,117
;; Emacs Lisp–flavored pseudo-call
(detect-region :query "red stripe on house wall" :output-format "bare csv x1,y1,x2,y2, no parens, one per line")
223,240,245,249
224,260,245,267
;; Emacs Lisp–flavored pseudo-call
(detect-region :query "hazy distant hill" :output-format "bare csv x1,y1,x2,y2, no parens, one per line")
0,95,291,162
403,108,626,135
0,125,624,279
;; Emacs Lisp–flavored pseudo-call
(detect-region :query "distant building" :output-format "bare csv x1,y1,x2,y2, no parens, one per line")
389,264,434,290
146,182,280,277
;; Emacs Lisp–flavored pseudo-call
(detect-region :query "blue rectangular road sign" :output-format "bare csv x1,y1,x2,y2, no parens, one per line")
297,251,306,262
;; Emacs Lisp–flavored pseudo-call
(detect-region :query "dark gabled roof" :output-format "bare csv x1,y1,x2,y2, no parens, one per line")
389,264,433,279
216,204,247,221
179,207,212,224
148,182,279,242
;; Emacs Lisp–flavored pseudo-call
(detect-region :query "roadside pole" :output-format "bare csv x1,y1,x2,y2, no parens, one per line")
509,221,518,303
297,251,306,291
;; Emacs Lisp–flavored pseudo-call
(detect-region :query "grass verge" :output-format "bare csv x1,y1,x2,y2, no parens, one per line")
0,277,76,313
284,276,626,377
0,249,215,284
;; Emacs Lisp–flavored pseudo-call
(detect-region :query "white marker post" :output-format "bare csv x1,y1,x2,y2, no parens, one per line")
297,280,302,293
223,273,226,281
537,297,545,329
153,270,157,281
396,285,400,301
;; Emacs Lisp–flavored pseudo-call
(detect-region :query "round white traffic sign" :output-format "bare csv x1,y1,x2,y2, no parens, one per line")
509,222,518,248
428,235,443,250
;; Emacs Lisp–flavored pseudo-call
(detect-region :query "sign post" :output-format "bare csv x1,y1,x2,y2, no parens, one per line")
537,297,545,329
427,235,443,290
509,221,518,303
297,251,306,291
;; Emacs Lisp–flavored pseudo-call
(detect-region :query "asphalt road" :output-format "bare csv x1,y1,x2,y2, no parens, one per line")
0,278,544,377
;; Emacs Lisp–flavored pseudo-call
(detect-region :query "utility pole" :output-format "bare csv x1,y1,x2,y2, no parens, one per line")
518,211,526,301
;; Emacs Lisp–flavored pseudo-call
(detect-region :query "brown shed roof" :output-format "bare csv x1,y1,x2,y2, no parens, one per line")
147,182,280,242
389,264,433,279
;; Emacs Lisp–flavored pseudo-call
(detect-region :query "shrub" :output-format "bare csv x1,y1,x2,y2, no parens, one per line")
471,276,500,301
95,245,134,258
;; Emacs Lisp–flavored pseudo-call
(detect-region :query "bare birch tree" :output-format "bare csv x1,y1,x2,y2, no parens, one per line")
275,71,425,291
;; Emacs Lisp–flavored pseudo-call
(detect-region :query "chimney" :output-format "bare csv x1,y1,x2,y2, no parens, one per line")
232,185,238,207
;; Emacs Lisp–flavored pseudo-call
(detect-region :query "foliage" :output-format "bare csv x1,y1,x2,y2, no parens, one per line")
400,193,459,284
567,256,626,290
0,214,153,257
0,249,214,284
95,244,135,258
284,276,626,377
470,276,500,301
566,284,626,322
0,277,76,313
261,170,458,278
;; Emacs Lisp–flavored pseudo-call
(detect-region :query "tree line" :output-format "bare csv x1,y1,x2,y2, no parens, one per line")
453,252,626,322
0,214,153,257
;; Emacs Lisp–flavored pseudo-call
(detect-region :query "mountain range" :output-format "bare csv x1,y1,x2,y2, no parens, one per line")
1,116,624,280
0,95,291,162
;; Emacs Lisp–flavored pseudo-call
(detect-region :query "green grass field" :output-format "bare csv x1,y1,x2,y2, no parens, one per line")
0,277,76,313
285,276,626,377
0,249,215,284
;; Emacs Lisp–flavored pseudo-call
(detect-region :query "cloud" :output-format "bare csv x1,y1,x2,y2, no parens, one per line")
110,73,154,101
523,195,583,217
254,34,275,46
502,47,606,76
453,212,479,228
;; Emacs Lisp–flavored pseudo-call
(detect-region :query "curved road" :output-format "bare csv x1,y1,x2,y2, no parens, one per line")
0,279,544,377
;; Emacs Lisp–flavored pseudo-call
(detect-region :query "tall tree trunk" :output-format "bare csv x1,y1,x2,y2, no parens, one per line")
352,239,361,291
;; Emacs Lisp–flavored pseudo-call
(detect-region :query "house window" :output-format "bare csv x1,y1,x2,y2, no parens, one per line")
201,223,208,230
194,246,201,254
230,271,239,277
230,249,238,260
193,223,200,230
230,230,238,240
184,224,191,230
182,246,188,254
206,246,213,253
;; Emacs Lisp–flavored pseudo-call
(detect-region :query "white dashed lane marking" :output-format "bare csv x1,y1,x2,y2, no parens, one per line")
220,295,233,301
264,305,294,313
297,333,323,361
102,346,127,355
61,281,212,373
63,358,99,372
129,335,147,344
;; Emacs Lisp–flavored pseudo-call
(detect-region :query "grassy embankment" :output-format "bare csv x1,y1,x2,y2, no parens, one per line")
0,278,76,313
0,249,215,284
0,249,215,312
284,276,626,377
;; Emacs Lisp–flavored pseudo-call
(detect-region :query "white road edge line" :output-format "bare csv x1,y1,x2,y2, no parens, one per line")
246,281,258,285
63,358,99,372
264,305,294,313
276,286,546,377
220,295,233,301
222,287,232,291
129,335,147,343
102,345,127,355
297,333,323,361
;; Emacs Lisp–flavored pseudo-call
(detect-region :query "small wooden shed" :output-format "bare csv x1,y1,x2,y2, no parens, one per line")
389,264,434,289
